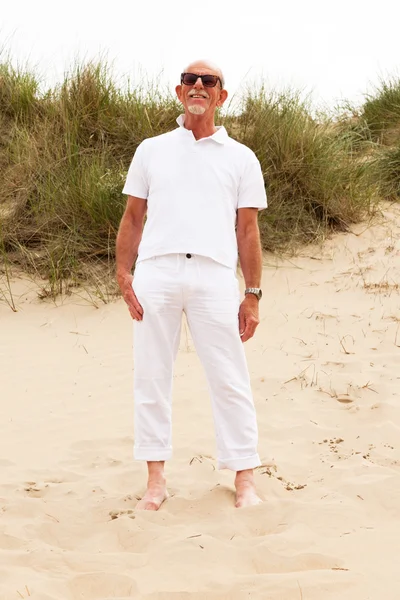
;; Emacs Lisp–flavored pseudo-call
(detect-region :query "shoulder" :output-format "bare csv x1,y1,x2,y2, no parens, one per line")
139,128,180,150
132,129,179,164
224,134,259,163
135,129,178,161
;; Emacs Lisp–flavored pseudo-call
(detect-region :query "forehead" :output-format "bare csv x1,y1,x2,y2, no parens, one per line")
185,63,220,76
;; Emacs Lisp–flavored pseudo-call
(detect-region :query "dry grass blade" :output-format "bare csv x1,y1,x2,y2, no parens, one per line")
0,258,17,312
395,324,400,348
297,580,303,599
338,335,355,355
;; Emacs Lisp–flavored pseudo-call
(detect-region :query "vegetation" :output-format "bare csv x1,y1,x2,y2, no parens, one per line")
0,60,399,300
338,76,400,202
360,76,400,144
373,144,400,199
227,89,378,249
362,77,400,200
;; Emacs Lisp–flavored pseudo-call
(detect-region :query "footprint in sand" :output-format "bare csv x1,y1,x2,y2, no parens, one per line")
23,479,67,498
109,509,136,520
24,482,47,498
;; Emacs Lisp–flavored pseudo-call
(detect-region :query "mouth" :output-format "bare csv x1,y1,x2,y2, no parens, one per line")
189,93,209,100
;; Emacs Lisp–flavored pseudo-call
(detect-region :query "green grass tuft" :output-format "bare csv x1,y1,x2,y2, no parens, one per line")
360,76,400,145
224,88,378,250
373,144,400,199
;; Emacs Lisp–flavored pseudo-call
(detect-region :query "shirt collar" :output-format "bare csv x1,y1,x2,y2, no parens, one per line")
176,114,227,145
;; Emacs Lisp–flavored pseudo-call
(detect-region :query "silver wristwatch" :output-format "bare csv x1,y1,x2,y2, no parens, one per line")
245,287,262,300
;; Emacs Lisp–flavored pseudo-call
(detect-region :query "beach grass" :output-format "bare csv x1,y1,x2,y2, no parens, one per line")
224,88,379,250
339,76,400,201
0,58,399,299
360,76,400,145
373,144,400,200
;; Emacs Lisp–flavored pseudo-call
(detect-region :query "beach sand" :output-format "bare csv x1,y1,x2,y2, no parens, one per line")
1,203,400,599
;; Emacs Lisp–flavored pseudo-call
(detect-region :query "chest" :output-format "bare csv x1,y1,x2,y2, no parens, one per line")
146,144,240,197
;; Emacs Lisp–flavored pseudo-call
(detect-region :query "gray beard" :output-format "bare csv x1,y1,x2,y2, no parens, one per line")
188,105,206,115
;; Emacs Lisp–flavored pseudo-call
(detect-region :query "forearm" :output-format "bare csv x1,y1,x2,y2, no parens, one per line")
116,214,143,276
237,226,262,288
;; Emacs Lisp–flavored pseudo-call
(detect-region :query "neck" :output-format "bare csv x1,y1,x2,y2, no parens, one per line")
183,111,217,140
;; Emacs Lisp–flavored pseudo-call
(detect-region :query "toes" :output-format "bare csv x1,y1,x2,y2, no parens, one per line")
144,501,159,511
136,500,160,511
135,493,167,511
235,494,263,508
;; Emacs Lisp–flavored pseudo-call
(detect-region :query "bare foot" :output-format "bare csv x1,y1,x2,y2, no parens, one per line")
235,470,263,508
136,477,169,511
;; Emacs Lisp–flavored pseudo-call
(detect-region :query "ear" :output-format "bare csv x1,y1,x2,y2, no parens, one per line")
175,84,183,102
217,89,228,107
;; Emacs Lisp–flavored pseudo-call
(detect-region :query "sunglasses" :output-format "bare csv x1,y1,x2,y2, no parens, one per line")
180,72,222,88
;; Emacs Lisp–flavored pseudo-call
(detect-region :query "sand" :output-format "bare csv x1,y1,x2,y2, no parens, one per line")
1,203,400,599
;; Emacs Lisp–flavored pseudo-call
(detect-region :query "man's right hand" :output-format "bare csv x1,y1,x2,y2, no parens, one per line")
117,271,144,321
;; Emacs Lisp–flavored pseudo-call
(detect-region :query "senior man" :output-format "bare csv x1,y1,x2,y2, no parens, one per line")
116,60,267,510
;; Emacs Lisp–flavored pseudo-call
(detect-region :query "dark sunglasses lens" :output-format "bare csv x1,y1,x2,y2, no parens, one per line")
202,75,218,87
182,74,198,85
182,73,219,87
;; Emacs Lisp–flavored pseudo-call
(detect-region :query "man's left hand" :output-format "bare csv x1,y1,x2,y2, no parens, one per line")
238,295,260,342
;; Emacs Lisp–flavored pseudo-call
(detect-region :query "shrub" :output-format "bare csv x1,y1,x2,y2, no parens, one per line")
225,89,377,250
373,144,400,199
360,77,400,145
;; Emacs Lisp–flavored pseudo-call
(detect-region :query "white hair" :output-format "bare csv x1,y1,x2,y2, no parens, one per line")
182,60,225,88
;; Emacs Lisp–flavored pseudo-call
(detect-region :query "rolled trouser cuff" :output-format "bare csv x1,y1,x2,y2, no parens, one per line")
217,453,261,471
134,447,172,461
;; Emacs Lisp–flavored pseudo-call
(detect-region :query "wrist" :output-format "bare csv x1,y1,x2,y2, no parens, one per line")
244,287,262,300
116,268,132,280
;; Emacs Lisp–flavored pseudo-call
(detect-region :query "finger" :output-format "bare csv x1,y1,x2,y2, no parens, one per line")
129,305,142,321
238,307,246,337
131,293,144,316
125,289,143,318
129,298,143,317
241,318,258,343
240,329,251,343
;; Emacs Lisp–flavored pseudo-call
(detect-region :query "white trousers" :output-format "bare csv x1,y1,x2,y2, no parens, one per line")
132,253,261,471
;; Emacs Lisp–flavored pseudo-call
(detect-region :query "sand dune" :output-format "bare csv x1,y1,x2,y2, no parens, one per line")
1,203,400,599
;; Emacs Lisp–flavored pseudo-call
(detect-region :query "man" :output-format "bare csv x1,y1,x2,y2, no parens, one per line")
116,60,267,510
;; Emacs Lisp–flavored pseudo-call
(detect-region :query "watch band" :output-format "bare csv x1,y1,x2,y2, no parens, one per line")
245,287,262,300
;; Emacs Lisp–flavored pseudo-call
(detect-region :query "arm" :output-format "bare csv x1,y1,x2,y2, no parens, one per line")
236,207,262,342
116,195,147,320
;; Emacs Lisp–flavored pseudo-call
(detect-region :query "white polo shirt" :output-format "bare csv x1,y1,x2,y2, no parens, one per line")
122,115,267,271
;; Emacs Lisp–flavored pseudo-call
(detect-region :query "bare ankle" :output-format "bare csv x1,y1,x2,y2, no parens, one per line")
146,461,165,484
147,475,166,488
234,470,262,508
235,469,255,486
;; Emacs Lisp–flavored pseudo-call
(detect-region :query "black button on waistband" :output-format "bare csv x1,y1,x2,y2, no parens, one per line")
186,253,192,258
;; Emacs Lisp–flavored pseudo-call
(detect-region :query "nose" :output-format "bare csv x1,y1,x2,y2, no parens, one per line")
193,76,204,89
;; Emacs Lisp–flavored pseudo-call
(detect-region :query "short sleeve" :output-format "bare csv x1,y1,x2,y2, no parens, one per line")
122,142,149,199
237,153,267,210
